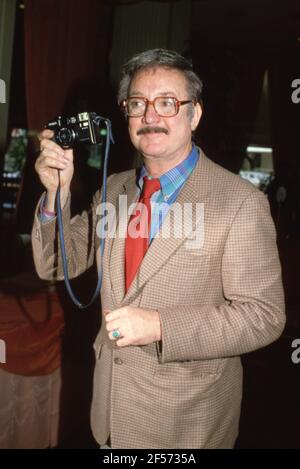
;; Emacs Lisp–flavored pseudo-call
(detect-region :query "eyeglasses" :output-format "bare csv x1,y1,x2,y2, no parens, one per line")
121,96,196,117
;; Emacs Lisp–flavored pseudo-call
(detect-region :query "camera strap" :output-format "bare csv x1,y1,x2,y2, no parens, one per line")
56,116,114,309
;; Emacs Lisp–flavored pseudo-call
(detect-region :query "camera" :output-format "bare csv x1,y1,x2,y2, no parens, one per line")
46,112,102,149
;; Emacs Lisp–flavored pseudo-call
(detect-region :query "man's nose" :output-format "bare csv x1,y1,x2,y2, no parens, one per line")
143,102,160,124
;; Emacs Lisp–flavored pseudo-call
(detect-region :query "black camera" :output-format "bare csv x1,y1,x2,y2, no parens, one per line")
46,112,102,149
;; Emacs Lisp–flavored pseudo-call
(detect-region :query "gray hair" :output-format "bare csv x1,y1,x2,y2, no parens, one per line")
118,49,203,117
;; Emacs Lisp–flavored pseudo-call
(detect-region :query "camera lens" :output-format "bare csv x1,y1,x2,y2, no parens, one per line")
56,127,76,148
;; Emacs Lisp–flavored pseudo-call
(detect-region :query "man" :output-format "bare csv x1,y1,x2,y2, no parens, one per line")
32,49,285,448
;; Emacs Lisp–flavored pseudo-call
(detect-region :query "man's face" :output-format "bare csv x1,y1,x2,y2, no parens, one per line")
127,67,201,167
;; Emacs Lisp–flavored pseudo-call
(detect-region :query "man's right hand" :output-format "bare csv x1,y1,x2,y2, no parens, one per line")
35,129,74,211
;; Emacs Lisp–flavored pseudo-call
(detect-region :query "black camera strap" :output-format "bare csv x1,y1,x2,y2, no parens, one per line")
56,116,114,309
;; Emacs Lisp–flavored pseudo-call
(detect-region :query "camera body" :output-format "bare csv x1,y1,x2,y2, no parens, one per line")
46,112,102,148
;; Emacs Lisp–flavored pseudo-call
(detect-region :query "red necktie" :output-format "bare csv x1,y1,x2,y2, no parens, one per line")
125,176,161,292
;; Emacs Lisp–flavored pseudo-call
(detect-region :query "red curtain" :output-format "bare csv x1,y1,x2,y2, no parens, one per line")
24,0,112,130
105,0,174,3
0,287,64,376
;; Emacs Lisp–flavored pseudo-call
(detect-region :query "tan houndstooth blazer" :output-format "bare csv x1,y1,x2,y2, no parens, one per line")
32,151,285,448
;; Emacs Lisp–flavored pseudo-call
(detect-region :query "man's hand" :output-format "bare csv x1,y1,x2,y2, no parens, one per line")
105,306,162,347
35,129,74,211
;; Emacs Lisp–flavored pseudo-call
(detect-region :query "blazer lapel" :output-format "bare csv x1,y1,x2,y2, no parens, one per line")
122,152,215,305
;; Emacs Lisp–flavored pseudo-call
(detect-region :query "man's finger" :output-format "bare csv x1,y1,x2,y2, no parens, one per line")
105,310,121,322
40,137,64,154
105,319,120,332
38,129,54,141
115,337,129,347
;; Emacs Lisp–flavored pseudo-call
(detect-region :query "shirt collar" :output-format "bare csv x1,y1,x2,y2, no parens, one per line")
137,144,199,199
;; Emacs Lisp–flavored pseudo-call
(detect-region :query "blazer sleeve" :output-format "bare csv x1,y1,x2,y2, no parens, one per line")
31,184,103,281
158,190,286,363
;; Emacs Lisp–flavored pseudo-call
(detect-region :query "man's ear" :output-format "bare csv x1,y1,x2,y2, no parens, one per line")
191,103,202,131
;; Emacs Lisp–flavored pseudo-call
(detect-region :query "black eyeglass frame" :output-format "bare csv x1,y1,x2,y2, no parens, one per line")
120,96,196,117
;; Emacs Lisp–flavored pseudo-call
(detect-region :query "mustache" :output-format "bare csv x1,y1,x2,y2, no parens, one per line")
137,126,168,136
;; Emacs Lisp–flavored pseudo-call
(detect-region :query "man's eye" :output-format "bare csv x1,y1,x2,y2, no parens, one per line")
159,98,174,107
130,100,144,108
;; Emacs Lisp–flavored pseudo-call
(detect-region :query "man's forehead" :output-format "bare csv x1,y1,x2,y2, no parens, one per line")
129,66,187,95
131,66,185,81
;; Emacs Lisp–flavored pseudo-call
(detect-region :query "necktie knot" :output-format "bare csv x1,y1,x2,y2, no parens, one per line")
142,176,161,199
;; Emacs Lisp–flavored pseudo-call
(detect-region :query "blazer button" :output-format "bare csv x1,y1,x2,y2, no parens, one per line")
114,357,123,365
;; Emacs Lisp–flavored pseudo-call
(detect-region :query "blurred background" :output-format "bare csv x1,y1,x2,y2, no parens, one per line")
0,0,299,449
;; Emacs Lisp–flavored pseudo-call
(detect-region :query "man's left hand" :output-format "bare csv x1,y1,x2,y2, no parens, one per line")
104,306,161,347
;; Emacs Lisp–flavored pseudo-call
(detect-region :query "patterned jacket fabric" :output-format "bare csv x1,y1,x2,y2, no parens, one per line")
32,151,285,449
